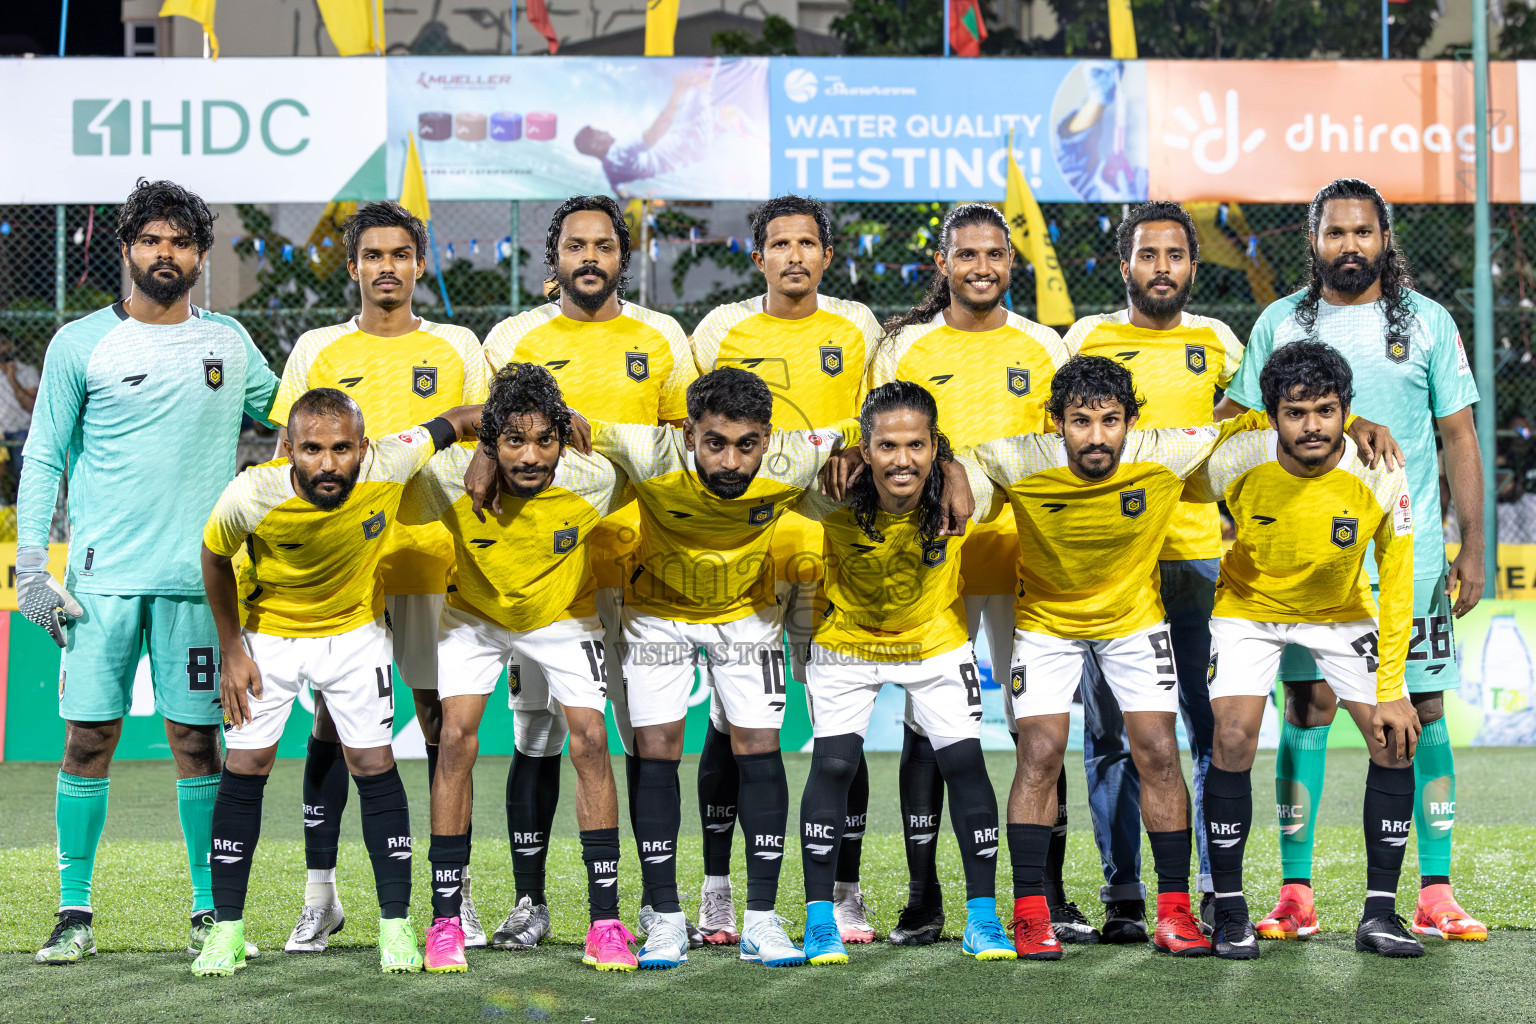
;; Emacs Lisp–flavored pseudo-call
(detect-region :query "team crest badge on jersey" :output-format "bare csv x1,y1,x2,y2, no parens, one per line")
1331,516,1359,549
820,345,844,377
626,351,650,382
921,538,948,567
1010,666,1026,698
1386,334,1410,364
1007,367,1031,397
412,365,438,398
507,664,522,698
748,502,774,526
553,526,578,554
1207,654,1218,684
203,358,224,391
362,511,386,540
1120,488,1146,518
1185,344,1207,375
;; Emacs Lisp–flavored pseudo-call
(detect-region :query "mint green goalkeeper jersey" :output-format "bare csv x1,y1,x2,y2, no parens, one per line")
1226,288,1479,580
17,303,280,595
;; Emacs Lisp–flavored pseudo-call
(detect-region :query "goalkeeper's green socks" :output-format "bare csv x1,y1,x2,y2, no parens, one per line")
56,772,110,911
1275,720,1331,884
1413,717,1456,881
178,774,220,912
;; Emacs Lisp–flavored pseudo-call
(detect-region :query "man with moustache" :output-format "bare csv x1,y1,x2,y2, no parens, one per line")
480,196,698,951
870,202,1069,946
1059,202,1246,941
22,179,283,965
272,201,489,954
688,195,884,945
1216,178,1488,945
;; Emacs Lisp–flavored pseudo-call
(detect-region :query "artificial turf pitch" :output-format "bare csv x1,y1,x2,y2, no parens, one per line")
2,749,1533,1024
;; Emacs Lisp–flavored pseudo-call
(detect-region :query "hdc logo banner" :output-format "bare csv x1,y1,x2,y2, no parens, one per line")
1146,60,1522,203
768,58,1149,202
0,59,388,203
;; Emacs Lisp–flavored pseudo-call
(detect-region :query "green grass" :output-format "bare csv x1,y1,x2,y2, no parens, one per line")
2,750,1534,1023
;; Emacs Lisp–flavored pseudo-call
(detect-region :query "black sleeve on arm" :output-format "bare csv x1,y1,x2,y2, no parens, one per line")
423,417,458,453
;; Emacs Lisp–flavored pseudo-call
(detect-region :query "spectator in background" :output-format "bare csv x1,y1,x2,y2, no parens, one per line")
0,332,40,503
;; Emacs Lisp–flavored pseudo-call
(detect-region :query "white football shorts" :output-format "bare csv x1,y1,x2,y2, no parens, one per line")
1008,621,1180,719
1208,615,1381,706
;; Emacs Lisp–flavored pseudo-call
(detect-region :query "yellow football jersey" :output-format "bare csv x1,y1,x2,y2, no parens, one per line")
484,301,697,590
399,443,631,634
692,293,883,586
1184,432,1413,701
795,456,1003,661
1063,309,1245,561
203,426,443,638
269,317,487,596
591,419,858,624
870,311,1070,596
969,411,1264,640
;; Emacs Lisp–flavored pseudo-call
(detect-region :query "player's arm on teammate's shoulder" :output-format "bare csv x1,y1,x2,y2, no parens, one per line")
956,453,1006,526
1371,479,1420,760
1438,405,1485,616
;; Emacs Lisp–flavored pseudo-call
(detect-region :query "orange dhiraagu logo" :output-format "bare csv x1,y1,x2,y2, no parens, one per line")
1146,61,1521,203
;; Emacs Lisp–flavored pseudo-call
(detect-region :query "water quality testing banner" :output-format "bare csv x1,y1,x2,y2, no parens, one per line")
767,58,1148,202
386,57,770,201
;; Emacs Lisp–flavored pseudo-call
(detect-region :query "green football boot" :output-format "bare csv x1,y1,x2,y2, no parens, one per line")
189,911,260,959
379,917,423,973
191,919,249,977
35,911,96,965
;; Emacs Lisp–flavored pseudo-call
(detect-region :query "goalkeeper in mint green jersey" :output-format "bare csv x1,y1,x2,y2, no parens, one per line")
21,180,281,965
1215,178,1487,944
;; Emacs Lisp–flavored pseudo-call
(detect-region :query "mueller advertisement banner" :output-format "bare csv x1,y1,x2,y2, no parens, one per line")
0,58,390,204
1147,60,1523,204
386,56,770,200
767,58,1149,202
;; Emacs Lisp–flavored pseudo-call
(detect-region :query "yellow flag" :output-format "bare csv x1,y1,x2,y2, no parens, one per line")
1005,141,1074,327
1186,201,1277,306
645,0,680,56
307,201,357,278
399,133,430,222
317,0,384,56
1108,0,1137,59
158,0,219,58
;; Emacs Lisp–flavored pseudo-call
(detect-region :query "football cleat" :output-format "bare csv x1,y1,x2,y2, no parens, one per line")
459,869,487,949
491,896,550,950
1411,884,1488,942
1356,913,1426,958
1198,891,1216,938
583,919,638,972
833,881,876,943
189,911,259,959
739,913,806,967
190,919,247,977
1212,918,1261,961
637,910,689,969
962,899,1017,961
698,885,740,945
1257,883,1318,940
285,902,346,953
1152,894,1212,957
378,917,423,973
425,917,469,973
1101,899,1149,944
803,910,849,966
1049,898,1101,945
34,911,96,965
888,902,945,946
1009,896,1063,961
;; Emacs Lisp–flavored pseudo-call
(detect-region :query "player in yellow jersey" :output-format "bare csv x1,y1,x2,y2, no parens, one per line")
479,196,700,949
398,364,639,973
193,389,480,978
1183,341,1424,960
687,195,884,945
270,202,490,954
794,381,1014,966
1059,202,1246,942
869,202,1069,945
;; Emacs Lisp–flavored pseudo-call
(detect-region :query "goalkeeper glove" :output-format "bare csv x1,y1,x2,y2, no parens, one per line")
16,545,81,649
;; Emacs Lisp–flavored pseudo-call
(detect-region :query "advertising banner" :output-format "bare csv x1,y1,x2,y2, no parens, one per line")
767,58,1149,202
1146,60,1521,203
0,58,389,204
386,57,769,200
